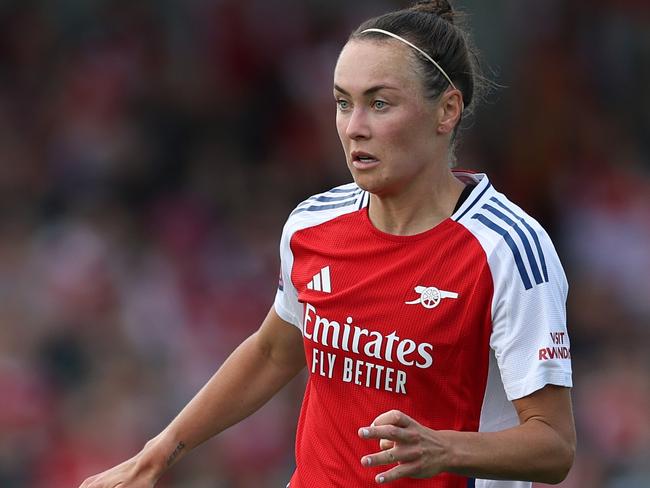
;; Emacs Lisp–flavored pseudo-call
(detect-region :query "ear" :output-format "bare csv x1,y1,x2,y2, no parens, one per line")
436,89,463,135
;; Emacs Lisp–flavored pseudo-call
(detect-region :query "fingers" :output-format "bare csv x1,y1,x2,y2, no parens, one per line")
79,478,126,488
359,410,414,443
372,409,412,428
79,476,102,488
358,423,415,443
78,471,126,488
358,410,414,443
79,475,96,488
79,474,108,488
78,455,145,488
379,438,394,451
374,462,420,484
361,445,423,484
358,411,433,483
361,445,418,469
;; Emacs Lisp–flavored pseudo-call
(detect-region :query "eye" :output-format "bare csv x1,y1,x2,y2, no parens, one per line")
336,99,350,111
373,100,388,110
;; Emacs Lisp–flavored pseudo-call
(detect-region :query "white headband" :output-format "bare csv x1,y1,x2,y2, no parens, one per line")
359,28,457,91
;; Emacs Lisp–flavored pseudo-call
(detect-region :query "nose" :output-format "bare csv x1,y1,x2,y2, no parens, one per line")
344,107,370,140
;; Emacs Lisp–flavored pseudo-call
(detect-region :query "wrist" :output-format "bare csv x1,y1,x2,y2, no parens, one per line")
135,432,182,480
435,429,461,474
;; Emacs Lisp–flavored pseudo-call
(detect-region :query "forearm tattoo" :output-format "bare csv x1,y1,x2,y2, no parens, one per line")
166,441,186,466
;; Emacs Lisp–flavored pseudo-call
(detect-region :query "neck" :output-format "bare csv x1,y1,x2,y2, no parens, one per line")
367,168,465,236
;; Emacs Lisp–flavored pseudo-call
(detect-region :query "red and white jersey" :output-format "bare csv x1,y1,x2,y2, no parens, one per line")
274,172,572,488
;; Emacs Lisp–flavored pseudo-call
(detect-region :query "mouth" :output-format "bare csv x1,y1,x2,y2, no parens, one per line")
351,151,380,170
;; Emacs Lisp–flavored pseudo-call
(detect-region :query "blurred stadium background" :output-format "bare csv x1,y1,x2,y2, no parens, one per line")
0,0,648,487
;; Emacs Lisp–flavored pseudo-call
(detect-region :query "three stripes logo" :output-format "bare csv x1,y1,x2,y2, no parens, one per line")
472,197,549,291
307,266,332,293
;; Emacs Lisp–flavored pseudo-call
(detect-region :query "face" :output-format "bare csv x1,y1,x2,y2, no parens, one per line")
334,39,447,196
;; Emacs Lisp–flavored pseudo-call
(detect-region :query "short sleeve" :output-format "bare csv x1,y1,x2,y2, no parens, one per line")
273,220,303,329
272,183,364,329
489,226,572,401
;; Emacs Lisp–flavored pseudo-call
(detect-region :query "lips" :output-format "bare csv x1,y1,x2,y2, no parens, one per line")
351,151,380,170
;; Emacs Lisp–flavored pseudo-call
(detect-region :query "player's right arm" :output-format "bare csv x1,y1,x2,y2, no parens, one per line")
78,306,305,488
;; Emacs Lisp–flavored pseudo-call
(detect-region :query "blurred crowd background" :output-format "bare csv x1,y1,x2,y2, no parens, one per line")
0,0,648,487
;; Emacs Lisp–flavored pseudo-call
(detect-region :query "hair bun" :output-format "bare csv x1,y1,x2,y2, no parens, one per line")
411,0,454,24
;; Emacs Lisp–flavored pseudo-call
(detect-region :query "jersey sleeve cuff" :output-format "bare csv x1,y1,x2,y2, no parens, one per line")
273,292,302,329
503,370,573,401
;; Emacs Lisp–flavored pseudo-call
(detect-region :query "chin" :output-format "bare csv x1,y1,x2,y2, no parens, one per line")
351,176,372,192
351,173,392,197
349,171,373,191
347,162,395,195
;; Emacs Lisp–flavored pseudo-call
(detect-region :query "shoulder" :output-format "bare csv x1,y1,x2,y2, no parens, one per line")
452,172,563,291
281,182,368,238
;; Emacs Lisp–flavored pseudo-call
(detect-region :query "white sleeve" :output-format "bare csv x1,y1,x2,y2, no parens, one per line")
489,226,572,401
273,220,303,329
271,181,364,330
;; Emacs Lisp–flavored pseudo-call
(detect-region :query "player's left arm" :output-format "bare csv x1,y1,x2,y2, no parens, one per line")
359,383,575,484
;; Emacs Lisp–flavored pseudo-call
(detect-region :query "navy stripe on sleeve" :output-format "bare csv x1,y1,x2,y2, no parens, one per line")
489,197,549,282
291,198,359,215
472,213,533,290
482,203,544,285
296,188,361,207
357,191,367,210
307,190,361,204
328,186,360,194
454,182,492,221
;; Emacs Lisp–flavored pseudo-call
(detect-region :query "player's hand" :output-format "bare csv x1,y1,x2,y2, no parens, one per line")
358,410,449,484
78,449,163,488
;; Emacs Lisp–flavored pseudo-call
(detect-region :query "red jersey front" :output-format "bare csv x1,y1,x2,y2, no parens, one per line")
274,173,572,488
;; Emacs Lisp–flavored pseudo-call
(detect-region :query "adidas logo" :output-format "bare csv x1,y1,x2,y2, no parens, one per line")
307,266,331,293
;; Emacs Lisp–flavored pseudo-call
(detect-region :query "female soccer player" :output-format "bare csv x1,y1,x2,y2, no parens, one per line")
79,1,575,487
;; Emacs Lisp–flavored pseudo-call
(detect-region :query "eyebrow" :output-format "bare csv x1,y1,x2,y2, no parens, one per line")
333,84,399,96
